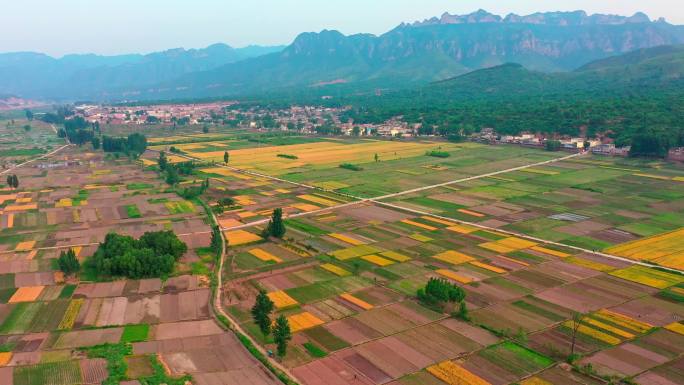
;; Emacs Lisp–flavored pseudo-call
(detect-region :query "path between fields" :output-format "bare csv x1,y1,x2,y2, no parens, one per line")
209,201,297,383
0,143,72,176
148,148,582,223
1,124,70,176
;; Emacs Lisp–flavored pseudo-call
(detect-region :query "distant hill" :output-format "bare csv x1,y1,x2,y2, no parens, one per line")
0,44,284,100
335,45,684,142
124,10,684,101
1,9,683,102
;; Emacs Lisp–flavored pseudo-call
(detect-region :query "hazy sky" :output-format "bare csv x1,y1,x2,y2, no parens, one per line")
2,0,681,56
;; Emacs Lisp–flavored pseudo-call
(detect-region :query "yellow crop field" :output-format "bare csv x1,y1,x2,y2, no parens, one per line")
297,194,339,207
610,265,684,289
6,213,13,229
480,237,537,254
433,250,475,265
520,168,560,175
224,230,262,246
0,352,12,366
268,291,299,309
330,245,382,260
479,242,515,254
469,261,506,274
9,286,44,303
664,322,684,335
633,173,671,180
291,203,320,212
604,228,684,270
427,360,491,385
249,248,283,263
0,194,17,204
184,140,462,175
563,321,622,345
58,299,84,330
566,257,615,272
288,312,325,333
340,293,373,310
16,197,32,203
15,240,36,252
421,216,458,226
436,269,474,284
594,309,653,334
361,254,395,266
4,203,38,211
529,245,570,258
409,233,433,242
401,219,437,231
234,195,256,205
329,233,365,246
200,167,252,180
447,224,478,234
583,318,635,339
497,237,538,250
56,198,73,207
380,251,411,262
458,209,485,217
320,263,351,276
312,181,350,190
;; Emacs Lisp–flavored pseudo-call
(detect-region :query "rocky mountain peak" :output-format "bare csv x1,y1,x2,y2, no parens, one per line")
411,10,656,27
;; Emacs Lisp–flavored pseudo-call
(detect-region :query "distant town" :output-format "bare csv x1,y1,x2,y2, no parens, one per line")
68,102,684,161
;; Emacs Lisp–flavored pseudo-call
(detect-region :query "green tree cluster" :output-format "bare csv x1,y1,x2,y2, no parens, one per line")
5,174,19,189
252,290,275,336
273,315,292,357
90,231,187,279
262,208,286,238
417,277,465,308
58,248,80,276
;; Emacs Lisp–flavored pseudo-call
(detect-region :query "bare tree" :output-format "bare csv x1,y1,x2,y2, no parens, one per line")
570,312,586,359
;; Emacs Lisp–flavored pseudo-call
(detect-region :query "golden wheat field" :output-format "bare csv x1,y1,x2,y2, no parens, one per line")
184,140,461,174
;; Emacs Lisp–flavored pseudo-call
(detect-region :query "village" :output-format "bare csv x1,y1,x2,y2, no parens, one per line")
68,103,684,161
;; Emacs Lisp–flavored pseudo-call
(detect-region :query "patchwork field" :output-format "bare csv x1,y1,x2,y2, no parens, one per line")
3,126,684,385
221,196,684,385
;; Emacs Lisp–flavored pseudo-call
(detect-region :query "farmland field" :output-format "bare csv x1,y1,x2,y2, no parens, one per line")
2,125,684,385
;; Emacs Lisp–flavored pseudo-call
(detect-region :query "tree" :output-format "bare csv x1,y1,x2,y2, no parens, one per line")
273,315,292,357
89,231,186,279
25,109,33,121
569,312,586,360
158,151,168,171
374,153,379,162
23,124,31,132
417,277,465,310
223,151,229,165
202,125,209,134
91,136,100,150
126,133,147,157
545,140,562,151
263,208,286,238
165,166,180,185
352,126,361,136
58,248,80,276
456,301,470,321
251,290,275,336
210,225,223,254
7,175,19,189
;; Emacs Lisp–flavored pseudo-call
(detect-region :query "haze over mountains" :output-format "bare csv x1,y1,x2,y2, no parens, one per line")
1,9,683,102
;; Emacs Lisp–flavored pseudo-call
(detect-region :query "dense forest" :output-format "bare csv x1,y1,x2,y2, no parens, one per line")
334,46,684,149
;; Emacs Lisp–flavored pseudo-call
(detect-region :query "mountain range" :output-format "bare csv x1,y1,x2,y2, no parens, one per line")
0,44,284,100
1,10,683,102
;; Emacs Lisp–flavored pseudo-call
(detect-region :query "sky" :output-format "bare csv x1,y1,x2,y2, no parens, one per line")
2,0,682,57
